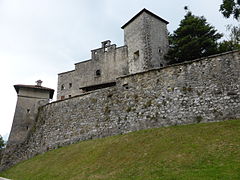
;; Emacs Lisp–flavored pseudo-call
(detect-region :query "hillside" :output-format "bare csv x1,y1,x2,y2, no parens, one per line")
1,120,240,180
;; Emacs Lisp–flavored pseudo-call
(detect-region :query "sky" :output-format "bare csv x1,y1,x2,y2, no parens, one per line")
0,0,238,141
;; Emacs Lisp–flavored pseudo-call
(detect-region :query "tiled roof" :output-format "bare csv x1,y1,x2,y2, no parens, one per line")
14,84,54,99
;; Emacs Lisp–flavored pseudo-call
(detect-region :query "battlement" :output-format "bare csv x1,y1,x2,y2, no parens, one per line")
91,41,117,61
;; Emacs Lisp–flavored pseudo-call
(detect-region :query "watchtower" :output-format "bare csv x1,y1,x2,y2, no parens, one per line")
8,80,54,145
122,8,169,73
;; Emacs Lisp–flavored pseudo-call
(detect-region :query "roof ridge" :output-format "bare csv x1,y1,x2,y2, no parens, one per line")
121,8,169,29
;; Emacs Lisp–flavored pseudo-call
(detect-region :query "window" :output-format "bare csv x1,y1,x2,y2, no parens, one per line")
158,47,163,55
69,95,72,98
69,83,72,88
27,109,30,113
61,84,65,90
134,50,139,60
123,83,129,90
96,69,101,77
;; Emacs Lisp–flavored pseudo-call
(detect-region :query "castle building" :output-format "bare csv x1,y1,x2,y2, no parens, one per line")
2,7,240,172
7,8,168,146
57,9,169,100
7,80,54,145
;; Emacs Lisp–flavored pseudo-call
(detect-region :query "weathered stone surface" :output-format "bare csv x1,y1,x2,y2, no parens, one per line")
57,43,129,100
57,9,169,100
1,50,240,171
123,10,168,74
7,85,53,146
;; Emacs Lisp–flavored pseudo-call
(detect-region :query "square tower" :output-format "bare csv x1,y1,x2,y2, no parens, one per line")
122,9,169,74
8,81,54,145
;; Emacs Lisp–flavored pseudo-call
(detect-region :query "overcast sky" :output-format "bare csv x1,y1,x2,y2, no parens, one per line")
0,0,238,141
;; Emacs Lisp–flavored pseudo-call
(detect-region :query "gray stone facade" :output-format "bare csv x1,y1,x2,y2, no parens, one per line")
7,83,54,146
57,9,169,100
1,50,239,171
123,10,169,73
57,42,129,100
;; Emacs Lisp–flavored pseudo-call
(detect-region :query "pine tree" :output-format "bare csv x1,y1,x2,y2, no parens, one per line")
166,12,223,64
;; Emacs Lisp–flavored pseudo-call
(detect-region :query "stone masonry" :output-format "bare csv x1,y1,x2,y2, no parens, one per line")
1,50,239,171
57,9,169,100
7,82,54,146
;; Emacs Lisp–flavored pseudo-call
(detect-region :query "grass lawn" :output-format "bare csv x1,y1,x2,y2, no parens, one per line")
1,119,240,180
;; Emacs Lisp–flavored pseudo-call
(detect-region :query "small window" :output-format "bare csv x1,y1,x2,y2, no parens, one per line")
134,50,139,60
96,69,101,76
68,95,72,98
69,83,72,88
158,48,163,54
26,126,29,130
27,109,30,113
61,96,65,100
123,83,129,90
61,84,65,90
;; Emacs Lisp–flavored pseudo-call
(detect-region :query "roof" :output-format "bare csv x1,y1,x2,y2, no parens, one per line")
14,84,55,99
121,8,169,29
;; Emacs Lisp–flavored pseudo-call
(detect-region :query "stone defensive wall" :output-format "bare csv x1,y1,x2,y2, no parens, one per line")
1,50,240,170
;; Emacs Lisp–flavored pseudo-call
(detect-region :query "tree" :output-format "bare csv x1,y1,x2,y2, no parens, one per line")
0,135,5,149
166,11,223,64
219,1,240,52
218,25,240,52
220,0,240,20
227,25,240,43
218,40,240,52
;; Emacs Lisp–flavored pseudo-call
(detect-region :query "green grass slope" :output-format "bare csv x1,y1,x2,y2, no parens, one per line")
1,120,240,180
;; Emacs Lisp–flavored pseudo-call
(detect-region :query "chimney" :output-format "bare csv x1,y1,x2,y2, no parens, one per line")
36,80,43,87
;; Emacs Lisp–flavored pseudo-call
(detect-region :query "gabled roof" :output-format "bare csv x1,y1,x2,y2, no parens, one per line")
14,84,55,99
121,8,169,29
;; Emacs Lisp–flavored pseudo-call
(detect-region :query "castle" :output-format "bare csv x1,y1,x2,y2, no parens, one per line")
57,9,169,100
1,9,240,171
7,8,169,147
